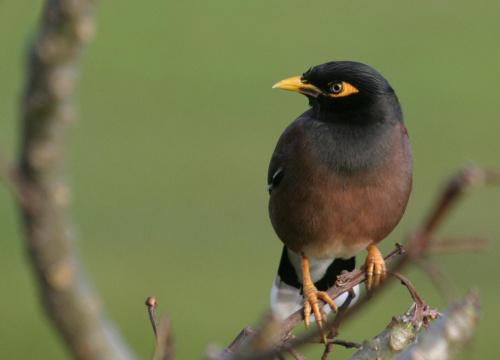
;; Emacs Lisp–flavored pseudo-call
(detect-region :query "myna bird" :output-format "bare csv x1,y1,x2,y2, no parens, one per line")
268,61,412,342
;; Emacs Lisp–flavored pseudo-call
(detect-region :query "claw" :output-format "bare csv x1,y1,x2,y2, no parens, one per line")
318,291,338,313
304,300,312,328
301,253,337,344
363,245,386,292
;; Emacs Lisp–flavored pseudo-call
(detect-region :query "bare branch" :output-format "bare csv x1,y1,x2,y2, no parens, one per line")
153,316,175,360
289,348,307,360
221,328,257,357
427,236,490,254
386,271,424,307
406,165,500,260
15,1,135,359
398,291,480,360
348,305,443,360
146,297,159,338
144,298,174,360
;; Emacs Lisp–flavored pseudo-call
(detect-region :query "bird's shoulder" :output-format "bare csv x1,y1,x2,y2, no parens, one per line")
267,110,314,193
274,110,314,149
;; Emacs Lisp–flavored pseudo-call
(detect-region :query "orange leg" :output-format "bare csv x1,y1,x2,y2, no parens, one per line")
363,245,387,291
301,253,338,344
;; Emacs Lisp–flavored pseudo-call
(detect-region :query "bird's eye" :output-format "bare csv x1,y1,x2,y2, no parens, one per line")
329,82,343,94
327,81,359,98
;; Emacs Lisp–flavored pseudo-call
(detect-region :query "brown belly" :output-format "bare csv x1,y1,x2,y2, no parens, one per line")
269,157,412,260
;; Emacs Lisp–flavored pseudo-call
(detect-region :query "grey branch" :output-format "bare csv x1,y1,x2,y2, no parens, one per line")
399,291,480,360
331,292,479,360
347,305,438,360
15,1,136,359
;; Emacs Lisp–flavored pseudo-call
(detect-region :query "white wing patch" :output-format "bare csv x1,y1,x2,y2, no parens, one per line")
268,167,283,193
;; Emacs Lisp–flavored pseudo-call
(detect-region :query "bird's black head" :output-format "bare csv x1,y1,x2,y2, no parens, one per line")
273,61,401,124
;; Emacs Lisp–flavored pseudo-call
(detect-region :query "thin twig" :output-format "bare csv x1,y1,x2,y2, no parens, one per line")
322,288,357,360
288,348,307,360
221,328,257,356
427,236,490,254
286,336,362,349
407,166,500,259
146,297,159,338
388,270,426,324
154,316,175,360
387,270,425,308
305,339,362,349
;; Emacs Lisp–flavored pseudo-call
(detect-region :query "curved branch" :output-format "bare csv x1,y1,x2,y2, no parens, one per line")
16,1,135,359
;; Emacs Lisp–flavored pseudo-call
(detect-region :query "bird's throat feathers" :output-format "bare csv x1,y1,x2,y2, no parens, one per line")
302,111,400,175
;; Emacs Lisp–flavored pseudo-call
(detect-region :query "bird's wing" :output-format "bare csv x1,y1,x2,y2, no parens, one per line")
267,115,309,194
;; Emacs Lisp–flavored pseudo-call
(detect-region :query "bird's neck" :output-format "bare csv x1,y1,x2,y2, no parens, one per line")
305,102,401,174
312,95,402,126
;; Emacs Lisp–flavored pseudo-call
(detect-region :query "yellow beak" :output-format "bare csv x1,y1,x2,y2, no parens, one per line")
272,76,325,98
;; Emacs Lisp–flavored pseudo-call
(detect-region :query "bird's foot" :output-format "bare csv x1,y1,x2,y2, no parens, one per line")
302,278,338,344
362,245,386,291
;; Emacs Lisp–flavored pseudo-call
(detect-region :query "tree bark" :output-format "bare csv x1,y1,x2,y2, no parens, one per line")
17,1,136,359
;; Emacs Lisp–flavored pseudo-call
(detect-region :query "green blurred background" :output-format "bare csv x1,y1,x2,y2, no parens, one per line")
1,1,499,359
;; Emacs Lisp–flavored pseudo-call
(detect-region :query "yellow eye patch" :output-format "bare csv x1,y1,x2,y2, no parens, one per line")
328,81,359,98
